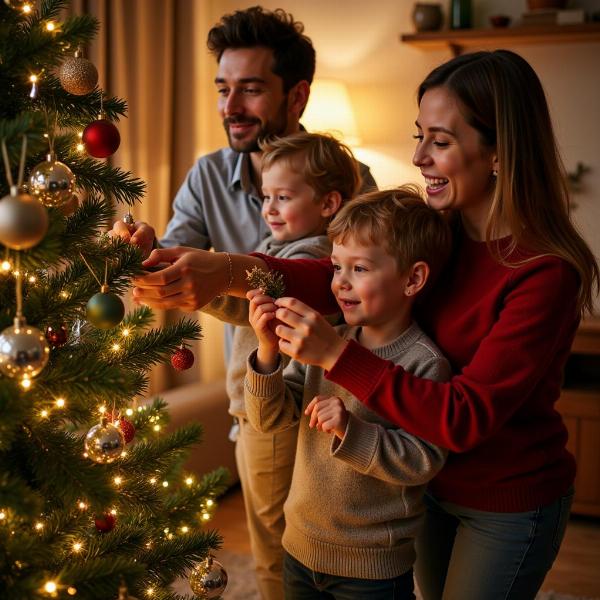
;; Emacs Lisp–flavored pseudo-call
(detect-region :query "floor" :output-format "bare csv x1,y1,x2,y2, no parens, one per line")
209,484,600,599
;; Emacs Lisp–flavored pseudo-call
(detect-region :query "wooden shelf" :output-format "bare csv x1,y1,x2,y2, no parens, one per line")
400,22,600,55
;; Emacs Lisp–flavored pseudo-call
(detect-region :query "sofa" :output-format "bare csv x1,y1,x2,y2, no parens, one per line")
162,379,239,485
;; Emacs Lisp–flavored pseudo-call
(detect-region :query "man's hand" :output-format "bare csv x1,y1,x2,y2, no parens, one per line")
305,395,349,440
248,289,280,374
274,297,347,371
132,247,229,311
109,220,156,259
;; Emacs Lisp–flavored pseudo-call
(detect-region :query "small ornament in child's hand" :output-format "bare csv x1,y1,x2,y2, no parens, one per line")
94,512,116,533
171,345,194,371
45,323,68,348
245,266,285,298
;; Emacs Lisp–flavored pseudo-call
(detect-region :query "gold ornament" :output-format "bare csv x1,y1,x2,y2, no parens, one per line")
0,186,49,250
84,418,125,463
189,555,228,599
58,51,98,96
29,153,76,208
245,266,286,298
0,317,50,379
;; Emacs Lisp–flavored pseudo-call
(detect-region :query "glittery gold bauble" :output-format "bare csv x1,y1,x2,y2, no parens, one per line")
84,420,125,463
0,187,49,250
189,556,228,599
0,317,50,379
29,154,76,207
58,55,98,96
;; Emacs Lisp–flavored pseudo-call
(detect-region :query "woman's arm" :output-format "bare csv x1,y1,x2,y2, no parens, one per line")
275,258,581,453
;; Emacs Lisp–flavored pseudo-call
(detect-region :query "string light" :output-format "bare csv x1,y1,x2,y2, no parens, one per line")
22,3,32,13
111,343,121,352
20,376,32,390
110,508,117,516
35,522,44,531
0,511,6,520
149,477,157,485
1,260,11,272
43,581,57,594
78,501,87,510
113,476,123,486
40,410,49,418
162,481,168,488
28,275,36,283
99,406,106,414
45,22,56,32
67,587,77,596
55,398,65,408
121,328,130,337
185,477,193,486
72,541,82,553
180,526,189,533
202,512,210,521
125,408,134,416
60,290,69,299
153,424,161,432
146,587,154,597
206,499,214,507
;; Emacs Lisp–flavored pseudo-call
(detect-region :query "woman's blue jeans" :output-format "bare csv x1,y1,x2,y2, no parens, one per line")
283,551,416,599
415,488,574,600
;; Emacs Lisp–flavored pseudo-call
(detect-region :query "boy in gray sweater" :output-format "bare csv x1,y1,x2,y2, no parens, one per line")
204,132,362,599
245,188,452,599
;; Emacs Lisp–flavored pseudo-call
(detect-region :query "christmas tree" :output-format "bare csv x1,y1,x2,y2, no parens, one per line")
0,1,229,598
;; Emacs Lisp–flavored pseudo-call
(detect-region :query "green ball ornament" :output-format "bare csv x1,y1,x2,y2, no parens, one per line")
86,286,125,329
0,186,49,250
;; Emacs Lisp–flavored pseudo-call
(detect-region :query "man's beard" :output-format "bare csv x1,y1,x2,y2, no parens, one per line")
223,100,289,153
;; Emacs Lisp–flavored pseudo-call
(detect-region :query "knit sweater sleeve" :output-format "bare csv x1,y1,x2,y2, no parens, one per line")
326,258,580,453
331,355,449,484
244,349,306,433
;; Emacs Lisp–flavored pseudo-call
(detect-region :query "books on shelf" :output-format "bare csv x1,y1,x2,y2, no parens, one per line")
521,9,585,26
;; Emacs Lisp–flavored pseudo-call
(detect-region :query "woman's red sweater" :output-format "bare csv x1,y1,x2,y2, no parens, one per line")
254,232,579,512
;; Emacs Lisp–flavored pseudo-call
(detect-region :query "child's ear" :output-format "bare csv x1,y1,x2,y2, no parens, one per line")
320,191,342,218
405,261,429,297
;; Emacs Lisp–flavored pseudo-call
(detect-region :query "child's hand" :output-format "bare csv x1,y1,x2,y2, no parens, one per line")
305,395,349,440
274,297,347,370
248,289,279,373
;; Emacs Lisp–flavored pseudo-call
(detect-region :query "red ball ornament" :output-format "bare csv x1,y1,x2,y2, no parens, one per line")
94,512,116,533
118,417,135,444
82,119,121,158
171,346,194,371
45,324,68,348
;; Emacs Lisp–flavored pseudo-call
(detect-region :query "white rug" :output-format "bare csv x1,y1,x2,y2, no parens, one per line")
174,551,598,600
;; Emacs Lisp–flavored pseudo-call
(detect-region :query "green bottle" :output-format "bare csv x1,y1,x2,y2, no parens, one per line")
450,0,472,29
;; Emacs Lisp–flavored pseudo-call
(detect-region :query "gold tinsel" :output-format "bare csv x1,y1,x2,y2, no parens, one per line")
245,266,286,298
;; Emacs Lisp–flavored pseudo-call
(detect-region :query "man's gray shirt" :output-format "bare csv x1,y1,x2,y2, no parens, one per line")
160,146,377,361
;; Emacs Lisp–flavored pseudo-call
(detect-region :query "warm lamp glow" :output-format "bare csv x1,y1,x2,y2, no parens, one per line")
302,79,361,146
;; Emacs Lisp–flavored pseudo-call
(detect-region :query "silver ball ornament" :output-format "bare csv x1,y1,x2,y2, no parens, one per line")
189,556,228,599
0,317,50,379
59,55,98,96
84,419,125,463
29,154,76,208
0,187,49,250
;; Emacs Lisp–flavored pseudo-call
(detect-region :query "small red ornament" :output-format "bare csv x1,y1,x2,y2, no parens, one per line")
45,324,68,348
171,346,194,371
118,417,135,444
94,513,116,533
82,119,121,158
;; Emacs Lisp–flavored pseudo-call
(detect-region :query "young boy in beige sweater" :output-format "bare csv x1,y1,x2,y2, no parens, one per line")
245,187,452,599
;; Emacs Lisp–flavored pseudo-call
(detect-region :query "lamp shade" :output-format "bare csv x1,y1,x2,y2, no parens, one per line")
302,79,361,146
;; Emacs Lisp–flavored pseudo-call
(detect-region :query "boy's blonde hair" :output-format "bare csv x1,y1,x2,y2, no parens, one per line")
259,132,361,202
328,185,452,283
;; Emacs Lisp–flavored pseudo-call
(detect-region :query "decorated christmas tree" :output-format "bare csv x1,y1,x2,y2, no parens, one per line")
0,1,229,598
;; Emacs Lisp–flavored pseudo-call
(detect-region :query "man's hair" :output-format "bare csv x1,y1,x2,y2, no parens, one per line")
328,186,452,283
259,132,361,203
207,6,315,93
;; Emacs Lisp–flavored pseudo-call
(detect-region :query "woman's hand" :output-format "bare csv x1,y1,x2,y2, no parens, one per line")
274,297,347,371
248,289,280,373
